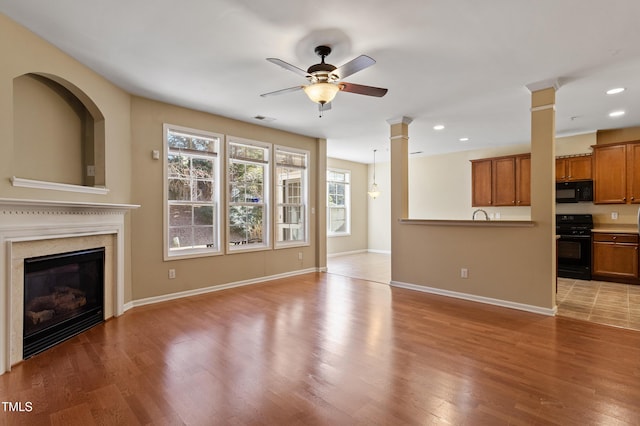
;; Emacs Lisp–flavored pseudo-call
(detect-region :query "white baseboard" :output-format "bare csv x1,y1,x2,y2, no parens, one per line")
126,267,320,311
390,280,557,316
367,249,391,255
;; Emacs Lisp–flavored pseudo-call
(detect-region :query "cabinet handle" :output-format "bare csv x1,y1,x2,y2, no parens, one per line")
624,197,627,201
613,236,617,240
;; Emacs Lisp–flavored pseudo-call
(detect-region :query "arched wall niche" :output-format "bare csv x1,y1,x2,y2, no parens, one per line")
12,73,106,188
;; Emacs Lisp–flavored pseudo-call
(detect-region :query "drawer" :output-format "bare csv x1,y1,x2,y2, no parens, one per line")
593,233,639,244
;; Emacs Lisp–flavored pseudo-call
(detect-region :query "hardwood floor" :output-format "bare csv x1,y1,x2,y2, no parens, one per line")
2,272,640,425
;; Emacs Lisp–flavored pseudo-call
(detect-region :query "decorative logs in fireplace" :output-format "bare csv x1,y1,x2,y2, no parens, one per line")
23,248,105,358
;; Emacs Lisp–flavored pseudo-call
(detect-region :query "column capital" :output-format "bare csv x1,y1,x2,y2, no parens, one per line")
386,116,413,125
525,79,560,93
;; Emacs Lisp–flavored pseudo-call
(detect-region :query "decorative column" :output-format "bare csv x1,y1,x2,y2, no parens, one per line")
527,80,558,306
388,116,413,280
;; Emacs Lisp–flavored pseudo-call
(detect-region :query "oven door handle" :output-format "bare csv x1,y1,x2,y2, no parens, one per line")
557,234,591,239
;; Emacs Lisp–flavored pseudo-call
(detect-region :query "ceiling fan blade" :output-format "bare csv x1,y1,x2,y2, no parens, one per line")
266,58,309,78
260,86,304,97
340,82,388,97
334,55,376,79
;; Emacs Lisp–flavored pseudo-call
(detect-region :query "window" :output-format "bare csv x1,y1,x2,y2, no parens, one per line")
164,124,221,259
227,138,270,251
327,169,350,235
275,147,309,247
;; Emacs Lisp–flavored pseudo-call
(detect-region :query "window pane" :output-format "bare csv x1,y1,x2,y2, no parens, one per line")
168,155,190,178
195,180,213,202
329,207,346,233
193,205,213,226
194,226,215,247
229,205,264,245
190,137,217,153
192,158,213,178
168,179,191,201
169,204,192,226
169,227,194,249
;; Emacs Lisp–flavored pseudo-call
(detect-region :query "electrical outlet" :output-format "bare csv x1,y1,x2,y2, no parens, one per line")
611,212,619,220
87,165,95,177
298,252,303,261
460,268,468,279
152,150,160,160
494,212,501,219
168,269,176,279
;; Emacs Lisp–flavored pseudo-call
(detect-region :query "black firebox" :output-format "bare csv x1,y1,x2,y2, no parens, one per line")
23,248,105,359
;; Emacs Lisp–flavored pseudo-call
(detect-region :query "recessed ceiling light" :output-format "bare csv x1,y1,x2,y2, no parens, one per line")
606,87,625,95
609,110,625,118
433,124,445,130
459,137,469,142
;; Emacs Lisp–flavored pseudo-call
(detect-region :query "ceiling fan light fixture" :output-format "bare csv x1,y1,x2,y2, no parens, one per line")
303,82,340,105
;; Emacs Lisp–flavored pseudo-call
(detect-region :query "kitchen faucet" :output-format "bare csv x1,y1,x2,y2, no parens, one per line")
472,209,489,221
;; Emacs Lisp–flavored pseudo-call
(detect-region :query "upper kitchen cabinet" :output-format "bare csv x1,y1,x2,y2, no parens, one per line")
555,155,592,182
471,153,530,207
593,141,640,204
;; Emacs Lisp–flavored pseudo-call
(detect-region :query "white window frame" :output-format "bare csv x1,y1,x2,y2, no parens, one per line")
327,168,351,236
226,137,271,253
274,146,309,248
163,123,222,260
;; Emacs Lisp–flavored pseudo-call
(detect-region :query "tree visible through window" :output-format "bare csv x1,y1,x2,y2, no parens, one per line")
327,169,350,235
228,139,269,250
165,124,221,258
275,147,308,246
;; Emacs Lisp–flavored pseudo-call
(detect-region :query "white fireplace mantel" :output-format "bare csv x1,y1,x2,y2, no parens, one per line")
0,198,139,375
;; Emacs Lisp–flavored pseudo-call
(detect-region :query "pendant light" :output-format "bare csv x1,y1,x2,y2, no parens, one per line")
368,149,381,199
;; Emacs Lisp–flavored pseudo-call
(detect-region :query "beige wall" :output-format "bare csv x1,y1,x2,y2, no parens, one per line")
327,157,369,255
368,161,390,253
389,88,557,312
1,13,134,302
2,14,325,304
130,97,322,300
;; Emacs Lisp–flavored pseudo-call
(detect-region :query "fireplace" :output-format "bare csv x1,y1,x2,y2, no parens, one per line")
23,248,105,358
1,199,137,375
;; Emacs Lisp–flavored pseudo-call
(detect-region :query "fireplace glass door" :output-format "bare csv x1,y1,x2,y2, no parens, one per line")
23,247,105,358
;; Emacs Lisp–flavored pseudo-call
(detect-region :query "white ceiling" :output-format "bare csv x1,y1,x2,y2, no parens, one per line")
3,0,640,164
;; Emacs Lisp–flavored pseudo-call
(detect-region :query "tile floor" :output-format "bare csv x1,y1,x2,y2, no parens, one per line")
556,277,640,331
328,252,640,332
327,252,391,285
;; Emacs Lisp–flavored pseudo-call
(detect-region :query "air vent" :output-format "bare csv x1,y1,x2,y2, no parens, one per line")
253,115,276,122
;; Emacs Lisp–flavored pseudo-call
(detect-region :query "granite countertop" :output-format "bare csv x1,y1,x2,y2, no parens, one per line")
592,224,639,234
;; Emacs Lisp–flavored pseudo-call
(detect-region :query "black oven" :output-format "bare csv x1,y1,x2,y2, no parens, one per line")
556,214,593,280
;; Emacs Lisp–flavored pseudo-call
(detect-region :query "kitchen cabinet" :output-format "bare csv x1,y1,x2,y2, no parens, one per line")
593,141,640,204
592,233,639,282
471,159,492,206
555,155,592,182
471,154,530,207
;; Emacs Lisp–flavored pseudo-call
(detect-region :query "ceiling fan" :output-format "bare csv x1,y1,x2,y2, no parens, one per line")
261,45,388,116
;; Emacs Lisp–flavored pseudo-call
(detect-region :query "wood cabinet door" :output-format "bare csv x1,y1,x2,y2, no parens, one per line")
516,155,531,206
471,159,492,206
492,157,516,206
593,242,639,279
593,144,627,204
567,156,592,181
626,142,640,203
555,158,567,181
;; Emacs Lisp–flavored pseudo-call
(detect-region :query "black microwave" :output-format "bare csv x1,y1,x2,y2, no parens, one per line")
556,181,593,203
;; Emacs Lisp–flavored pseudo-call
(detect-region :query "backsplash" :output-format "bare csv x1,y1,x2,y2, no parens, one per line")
556,202,639,226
